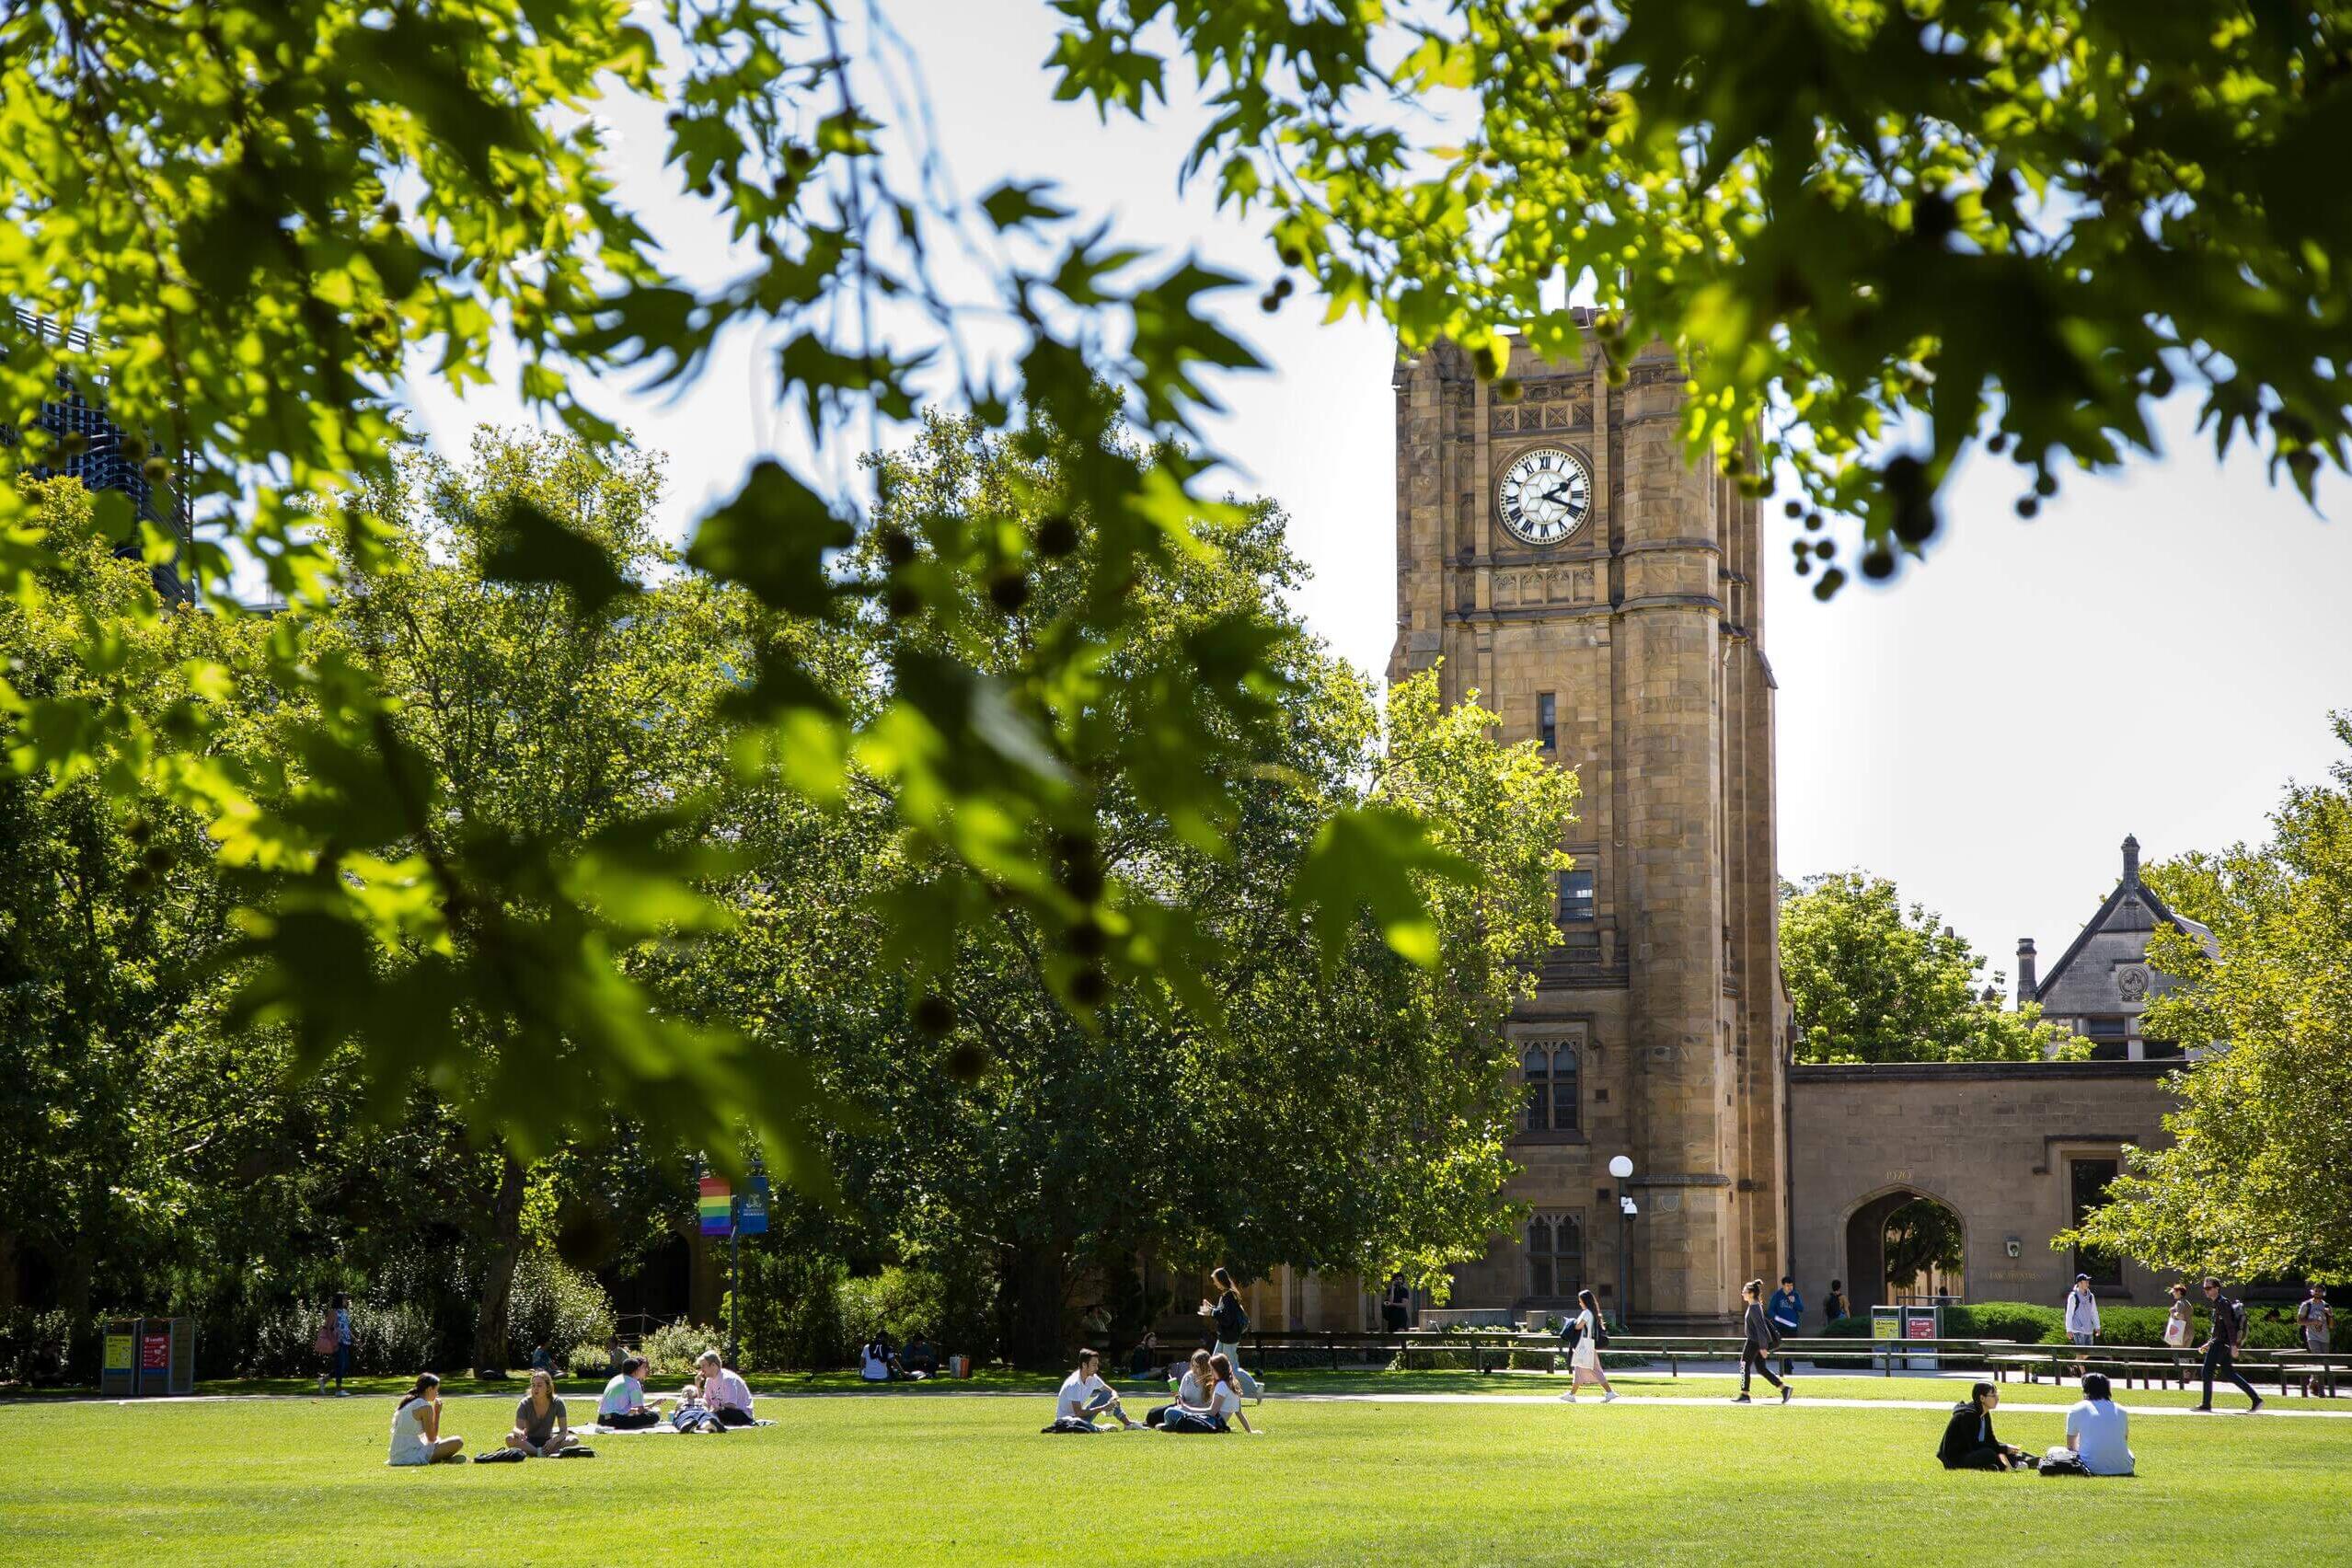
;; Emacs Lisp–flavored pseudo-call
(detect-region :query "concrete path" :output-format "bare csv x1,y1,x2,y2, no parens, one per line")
21,1389,2349,1419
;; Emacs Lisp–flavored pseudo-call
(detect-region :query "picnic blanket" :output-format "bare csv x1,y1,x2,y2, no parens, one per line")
583,1419,777,1435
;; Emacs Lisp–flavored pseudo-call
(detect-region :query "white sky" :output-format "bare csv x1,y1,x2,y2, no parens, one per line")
402,1,2352,991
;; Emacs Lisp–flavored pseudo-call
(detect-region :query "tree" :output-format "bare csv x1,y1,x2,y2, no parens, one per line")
1780,871,2080,1063
2065,715,2352,1283
0,482,271,1319
11,0,2345,1173
652,409,1576,1363
1882,1198,1966,1292
289,429,781,1368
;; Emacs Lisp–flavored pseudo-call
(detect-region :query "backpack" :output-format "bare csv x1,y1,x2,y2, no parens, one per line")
312,1316,339,1357
1041,1417,1105,1435
2219,1297,2246,1348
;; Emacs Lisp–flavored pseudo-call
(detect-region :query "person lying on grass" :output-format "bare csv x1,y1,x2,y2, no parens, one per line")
599,1354,667,1430
1058,1349,1144,1430
507,1368,582,1457
387,1373,466,1467
694,1351,758,1425
1937,1382,2028,1471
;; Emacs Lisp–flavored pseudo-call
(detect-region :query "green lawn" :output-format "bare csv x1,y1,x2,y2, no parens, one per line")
2,1388,2345,1565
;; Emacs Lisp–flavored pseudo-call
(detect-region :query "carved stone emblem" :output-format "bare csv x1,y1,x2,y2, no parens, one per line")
2117,965,2149,1002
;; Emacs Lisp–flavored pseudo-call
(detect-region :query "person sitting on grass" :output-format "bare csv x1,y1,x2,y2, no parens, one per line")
2045,1372,2134,1476
1146,1350,1213,1427
859,1336,897,1382
387,1373,467,1466
1058,1348,1143,1430
696,1350,758,1425
598,1354,663,1430
1156,1353,1257,1435
1937,1382,2027,1471
529,1342,555,1375
1128,1329,1160,1378
903,1333,939,1379
507,1367,581,1457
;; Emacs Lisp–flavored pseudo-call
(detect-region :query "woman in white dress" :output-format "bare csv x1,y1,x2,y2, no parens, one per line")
386,1373,467,1466
1559,1288,1619,1403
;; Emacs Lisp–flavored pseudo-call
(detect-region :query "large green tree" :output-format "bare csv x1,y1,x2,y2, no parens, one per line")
1780,871,2078,1063
6,1,2347,1174
655,409,1576,1364
2066,716,2352,1283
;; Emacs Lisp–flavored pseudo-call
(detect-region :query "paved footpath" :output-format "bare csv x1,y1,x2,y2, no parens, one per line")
29,1389,2352,1420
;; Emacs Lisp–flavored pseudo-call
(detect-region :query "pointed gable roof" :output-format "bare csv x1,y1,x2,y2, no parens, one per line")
2035,835,2216,1004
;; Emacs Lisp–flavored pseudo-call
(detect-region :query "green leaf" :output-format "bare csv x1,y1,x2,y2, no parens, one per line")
686,461,853,615
979,180,1074,232
1292,805,1478,974
481,500,635,611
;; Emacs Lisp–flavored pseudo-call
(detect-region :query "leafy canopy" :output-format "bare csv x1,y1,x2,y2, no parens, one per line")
0,3,1473,1170
2064,715,2352,1283
1053,0,2352,589
1780,870,2081,1063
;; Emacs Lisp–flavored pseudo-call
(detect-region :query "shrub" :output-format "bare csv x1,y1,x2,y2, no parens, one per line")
732,1251,849,1371
567,1340,617,1379
505,1251,617,1366
1946,1302,2064,1344
0,1309,76,1387
245,1297,444,1378
641,1319,722,1378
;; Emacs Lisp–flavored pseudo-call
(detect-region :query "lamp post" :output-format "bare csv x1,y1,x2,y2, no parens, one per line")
1608,1155,1637,1329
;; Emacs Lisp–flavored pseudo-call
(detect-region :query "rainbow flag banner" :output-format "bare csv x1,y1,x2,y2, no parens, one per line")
698,1176,732,1237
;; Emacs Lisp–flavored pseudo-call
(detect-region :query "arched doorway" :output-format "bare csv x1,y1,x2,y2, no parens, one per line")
1844,1188,1966,1311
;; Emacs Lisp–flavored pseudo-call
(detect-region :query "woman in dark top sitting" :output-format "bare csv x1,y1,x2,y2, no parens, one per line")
1938,1382,2027,1470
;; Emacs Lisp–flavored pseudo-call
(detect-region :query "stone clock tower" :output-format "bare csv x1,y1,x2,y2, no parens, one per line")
1389,328,1788,1328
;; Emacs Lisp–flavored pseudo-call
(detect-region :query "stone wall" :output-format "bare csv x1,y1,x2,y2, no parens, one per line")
1788,1061,2178,1311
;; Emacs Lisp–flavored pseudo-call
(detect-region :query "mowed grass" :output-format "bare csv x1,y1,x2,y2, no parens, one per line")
1,1389,2346,1566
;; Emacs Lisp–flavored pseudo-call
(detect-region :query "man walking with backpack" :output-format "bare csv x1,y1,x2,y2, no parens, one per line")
2194,1276,2264,1414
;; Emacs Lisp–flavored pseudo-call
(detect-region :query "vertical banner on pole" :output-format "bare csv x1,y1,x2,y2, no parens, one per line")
738,1175,769,1235
698,1177,732,1237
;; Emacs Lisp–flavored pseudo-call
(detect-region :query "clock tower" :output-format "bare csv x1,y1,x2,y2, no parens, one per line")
1389,328,1788,1328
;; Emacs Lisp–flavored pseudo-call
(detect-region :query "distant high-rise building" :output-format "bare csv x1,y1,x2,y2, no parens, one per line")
4,307,192,598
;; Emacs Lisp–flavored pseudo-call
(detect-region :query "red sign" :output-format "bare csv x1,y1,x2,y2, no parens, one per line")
1906,1317,1934,1341
141,1332,170,1371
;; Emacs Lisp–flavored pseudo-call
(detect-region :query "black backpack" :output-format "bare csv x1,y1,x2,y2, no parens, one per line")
1592,1312,1611,1349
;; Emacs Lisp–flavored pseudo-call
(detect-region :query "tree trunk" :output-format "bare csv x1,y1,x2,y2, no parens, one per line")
471,1154,529,1376
997,1240,1069,1370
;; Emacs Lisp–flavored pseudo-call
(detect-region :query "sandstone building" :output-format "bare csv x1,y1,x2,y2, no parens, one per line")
1386,331,1788,1329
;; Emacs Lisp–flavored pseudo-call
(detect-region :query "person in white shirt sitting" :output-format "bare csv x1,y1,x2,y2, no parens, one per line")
2046,1373,2135,1476
1057,1349,1142,1430
859,1339,894,1382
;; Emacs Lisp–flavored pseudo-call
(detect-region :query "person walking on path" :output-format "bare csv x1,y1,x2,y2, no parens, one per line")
1733,1279,1792,1404
2297,1283,2334,1354
1199,1267,1262,1401
317,1292,353,1397
1557,1288,1619,1403
2162,1282,2195,1349
2194,1276,2265,1414
2065,1274,2100,1377
1768,1276,1804,1376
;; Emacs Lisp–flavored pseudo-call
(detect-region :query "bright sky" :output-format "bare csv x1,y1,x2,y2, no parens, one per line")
403,2,2352,991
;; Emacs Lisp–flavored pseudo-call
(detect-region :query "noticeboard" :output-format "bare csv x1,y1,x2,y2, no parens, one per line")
100,1322,137,1399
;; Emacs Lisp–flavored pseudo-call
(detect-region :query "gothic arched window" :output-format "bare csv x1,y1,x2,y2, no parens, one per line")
1522,1043,1580,1134
1528,1214,1583,1298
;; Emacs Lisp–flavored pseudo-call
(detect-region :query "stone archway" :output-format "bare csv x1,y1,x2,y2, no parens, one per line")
1841,1185,1967,1312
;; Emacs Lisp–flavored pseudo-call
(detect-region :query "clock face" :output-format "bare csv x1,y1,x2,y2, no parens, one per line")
1497,447,1593,547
